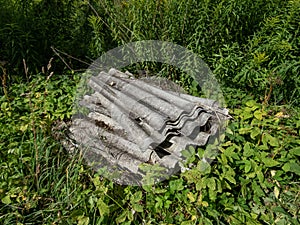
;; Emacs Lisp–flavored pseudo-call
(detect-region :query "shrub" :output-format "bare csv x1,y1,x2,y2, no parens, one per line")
0,0,93,76
1,78,299,224
212,0,300,106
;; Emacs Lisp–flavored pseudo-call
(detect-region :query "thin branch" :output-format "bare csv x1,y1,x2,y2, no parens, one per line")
51,46,74,72
51,46,91,67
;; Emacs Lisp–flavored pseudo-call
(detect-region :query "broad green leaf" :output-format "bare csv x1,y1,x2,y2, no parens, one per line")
115,210,127,224
262,157,279,167
1,102,8,110
262,133,268,146
132,203,143,212
153,187,167,194
245,100,257,107
225,127,233,135
198,148,205,158
169,179,184,193
282,162,300,176
296,120,300,128
1,195,11,204
77,216,90,225
187,192,196,203
234,108,243,115
223,180,232,190
155,197,163,209
222,141,232,147
97,198,109,217
225,174,236,185
188,145,195,155
130,191,142,203
250,127,261,139
142,184,151,192
165,200,172,209
266,133,279,147
252,181,265,197
224,145,239,160
290,147,300,156
127,209,134,221
257,170,264,183
197,160,211,174
258,144,269,150
21,157,32,162
254,110,263,120
88,196,95,208
181,149,191,158
242,110,253,120
239,127,252,134
207,177,216,191
244,160,252,173
195,180,203,191
216,179,222,193
70,209,84,218
248,171,257,178
183,169,201,184
272,206,289,215
19,124,28,132
209,188,217,201
243,142,254,157
220,153,228,165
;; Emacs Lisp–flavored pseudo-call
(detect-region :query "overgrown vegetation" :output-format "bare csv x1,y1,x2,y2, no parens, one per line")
0,0,299,224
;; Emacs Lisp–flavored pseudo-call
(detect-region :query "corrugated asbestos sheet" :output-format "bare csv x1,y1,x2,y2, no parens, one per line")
66,68,230,185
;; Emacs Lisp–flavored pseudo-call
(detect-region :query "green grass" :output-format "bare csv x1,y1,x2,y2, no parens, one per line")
0,72,299,224
0,0,299,224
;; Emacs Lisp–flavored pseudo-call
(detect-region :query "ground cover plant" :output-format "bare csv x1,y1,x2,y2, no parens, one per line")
0,0,299,224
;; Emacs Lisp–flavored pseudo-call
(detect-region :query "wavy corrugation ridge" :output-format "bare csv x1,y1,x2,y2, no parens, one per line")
67,68,230,185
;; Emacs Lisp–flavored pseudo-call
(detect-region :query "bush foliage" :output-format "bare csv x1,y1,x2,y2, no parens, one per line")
0,73,299,224
1,0,299,104
0,0,299,224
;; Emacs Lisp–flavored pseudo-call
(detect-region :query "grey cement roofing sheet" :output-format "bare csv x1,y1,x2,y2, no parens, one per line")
66,68,230,184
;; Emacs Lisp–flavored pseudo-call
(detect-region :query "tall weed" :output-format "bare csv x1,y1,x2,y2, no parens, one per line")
213,0,300,106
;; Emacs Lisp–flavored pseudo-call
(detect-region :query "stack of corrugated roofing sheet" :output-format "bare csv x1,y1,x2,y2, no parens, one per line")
67,68,230,185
